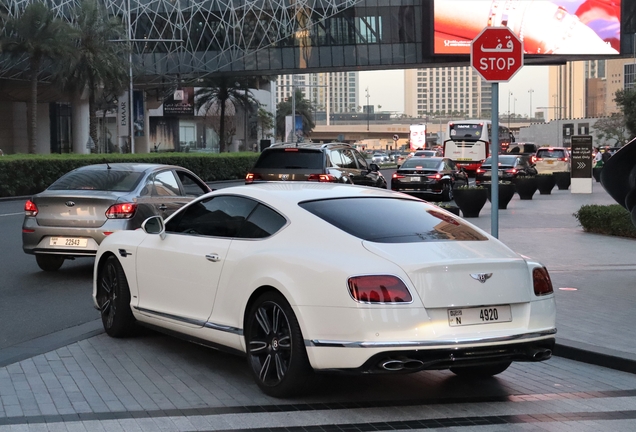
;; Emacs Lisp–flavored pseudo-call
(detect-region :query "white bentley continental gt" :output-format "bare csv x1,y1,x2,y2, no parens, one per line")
92,183,556,397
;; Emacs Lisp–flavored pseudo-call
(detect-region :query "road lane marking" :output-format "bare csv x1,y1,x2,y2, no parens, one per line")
0,212,23,217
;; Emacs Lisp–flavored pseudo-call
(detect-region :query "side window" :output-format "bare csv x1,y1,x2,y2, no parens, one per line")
152,171,181,196
236,204,287,239
175,170,209,197
329,149,344,167
339,149,358,169
166,195,258,237
352,149,368,169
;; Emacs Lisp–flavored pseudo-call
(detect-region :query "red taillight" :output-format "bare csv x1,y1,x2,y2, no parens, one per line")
531,156,537,163
22,229,35,233
348,275,412,303
284,148,299,152
476,168,484,174
245,173,262,184
392,173,405,179
307,174,336,182
105,203,137,219
558,157,568,162
427,174,442,180
505,168,517,174
25,200,38,217
533,267,554,296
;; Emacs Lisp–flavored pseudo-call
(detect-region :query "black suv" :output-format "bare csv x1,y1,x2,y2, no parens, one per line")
246,142,387,188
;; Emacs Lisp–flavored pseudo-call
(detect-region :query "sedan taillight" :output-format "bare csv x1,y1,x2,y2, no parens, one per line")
105,203,137,219
505,168,517,174
532,267,554,296
392,173,405,179
348,275,412,303
25,200,38,217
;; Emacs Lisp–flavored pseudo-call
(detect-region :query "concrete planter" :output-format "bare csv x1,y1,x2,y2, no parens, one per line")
453,187,488,218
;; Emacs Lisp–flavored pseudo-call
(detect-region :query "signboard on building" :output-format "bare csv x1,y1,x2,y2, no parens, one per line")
163,88,195,116
117,91,128,138
409,124,426,150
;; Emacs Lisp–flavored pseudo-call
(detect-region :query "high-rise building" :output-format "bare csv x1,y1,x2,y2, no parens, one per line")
276,72,359,114
404,67,492,120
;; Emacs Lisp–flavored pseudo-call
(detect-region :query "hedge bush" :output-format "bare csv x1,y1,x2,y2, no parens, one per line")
573,204,636,239
0,152,259,197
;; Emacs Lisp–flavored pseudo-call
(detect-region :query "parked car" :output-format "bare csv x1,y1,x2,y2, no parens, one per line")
93,182,556,397
533,147,571,174
475,155,538,185
507,143,539,157
391,157,469,201
246,142,387,189
22,163,211,271
412,150,438,158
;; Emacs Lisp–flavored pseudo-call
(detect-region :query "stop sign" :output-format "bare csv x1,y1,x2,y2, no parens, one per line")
471,27,523,82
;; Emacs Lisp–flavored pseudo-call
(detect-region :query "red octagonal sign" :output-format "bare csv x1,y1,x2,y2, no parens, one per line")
471,27,523,82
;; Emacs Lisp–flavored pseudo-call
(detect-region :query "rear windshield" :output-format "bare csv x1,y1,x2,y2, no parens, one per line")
401,158,441,169
254,149,323,170
483,156,517,166
449,123,484,141
536,149,567,158
48,169,144,192
299,197,487,243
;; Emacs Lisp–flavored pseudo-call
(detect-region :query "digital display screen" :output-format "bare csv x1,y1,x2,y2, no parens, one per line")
434,0,621,55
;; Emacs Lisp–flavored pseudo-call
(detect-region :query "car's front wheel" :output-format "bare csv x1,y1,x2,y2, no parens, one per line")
245,291,311,397
97,255,135,338
441,183,454,201
450,361,511,378
35,254,65,272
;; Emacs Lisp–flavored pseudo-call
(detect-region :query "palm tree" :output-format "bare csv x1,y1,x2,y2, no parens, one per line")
1,2,75,153
58,0,128,150
275,88,315,141
196,76,258,152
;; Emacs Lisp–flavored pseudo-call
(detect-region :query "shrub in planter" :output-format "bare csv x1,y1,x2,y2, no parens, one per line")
483,181,516,209
573,204,636,238
536,173,556,195
513,176,538,200
553,171,571,190
431,202,460,216
453,186,488,218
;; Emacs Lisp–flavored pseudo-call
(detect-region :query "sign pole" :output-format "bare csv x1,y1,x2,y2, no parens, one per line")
491,84,499,238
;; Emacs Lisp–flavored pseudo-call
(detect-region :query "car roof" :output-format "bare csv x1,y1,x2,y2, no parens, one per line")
267,142,351,150
74,163,182,173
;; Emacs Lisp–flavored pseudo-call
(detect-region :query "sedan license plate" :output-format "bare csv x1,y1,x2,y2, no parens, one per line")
547,160,554,164
49,237,88,248
409,176,421,182
448,305,511,327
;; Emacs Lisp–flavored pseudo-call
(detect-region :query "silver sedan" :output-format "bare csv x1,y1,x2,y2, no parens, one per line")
22,163,211,271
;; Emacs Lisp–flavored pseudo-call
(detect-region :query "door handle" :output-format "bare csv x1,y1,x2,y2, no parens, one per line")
205,253,221,262
159,204,167,211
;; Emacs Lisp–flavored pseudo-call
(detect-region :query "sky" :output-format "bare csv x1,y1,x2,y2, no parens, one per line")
358,66,549,118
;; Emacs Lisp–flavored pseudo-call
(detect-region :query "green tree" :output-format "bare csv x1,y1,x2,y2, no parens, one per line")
594,113,628,147
614,89,636,140
257,106,275,140
196,76,258,152
59,0,128,151
1,2,75,153
275,88,315,141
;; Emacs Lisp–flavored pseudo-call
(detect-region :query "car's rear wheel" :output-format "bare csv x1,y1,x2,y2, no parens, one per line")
35,254,65,272
245,291,311,397
450,361,511,378
97,255,135,338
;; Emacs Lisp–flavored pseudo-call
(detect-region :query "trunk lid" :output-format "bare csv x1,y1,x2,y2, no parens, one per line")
362,240,532,308
33,190,130,228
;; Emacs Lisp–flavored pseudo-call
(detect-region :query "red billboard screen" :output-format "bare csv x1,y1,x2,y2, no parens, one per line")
434,0,621,55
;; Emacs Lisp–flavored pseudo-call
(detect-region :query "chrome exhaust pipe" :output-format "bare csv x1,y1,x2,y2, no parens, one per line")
379,358,425,371
530,349,552,361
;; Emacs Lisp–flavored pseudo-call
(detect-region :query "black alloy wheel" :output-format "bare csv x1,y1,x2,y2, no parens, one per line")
97,255,135,338
35,254,65,272
450,361,511,378
245,292,311,397
441,182,454,201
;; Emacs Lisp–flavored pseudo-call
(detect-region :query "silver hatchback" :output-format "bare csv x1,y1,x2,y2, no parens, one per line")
22,163,211,271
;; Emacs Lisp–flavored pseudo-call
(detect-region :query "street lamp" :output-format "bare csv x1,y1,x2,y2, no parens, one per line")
528,89,534,119
365,87,370,131
508,91,513,128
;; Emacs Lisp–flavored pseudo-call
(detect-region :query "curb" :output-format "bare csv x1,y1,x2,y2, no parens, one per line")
554,337,636,374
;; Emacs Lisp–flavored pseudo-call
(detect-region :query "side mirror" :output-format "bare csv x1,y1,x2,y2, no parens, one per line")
370,163,380,172
142,215,165,239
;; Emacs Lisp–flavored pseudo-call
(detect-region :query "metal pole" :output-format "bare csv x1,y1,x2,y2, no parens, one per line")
366,87,370,131
491,83,499,238
528,89,533,119
291,75,296,142
128,0,134,153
